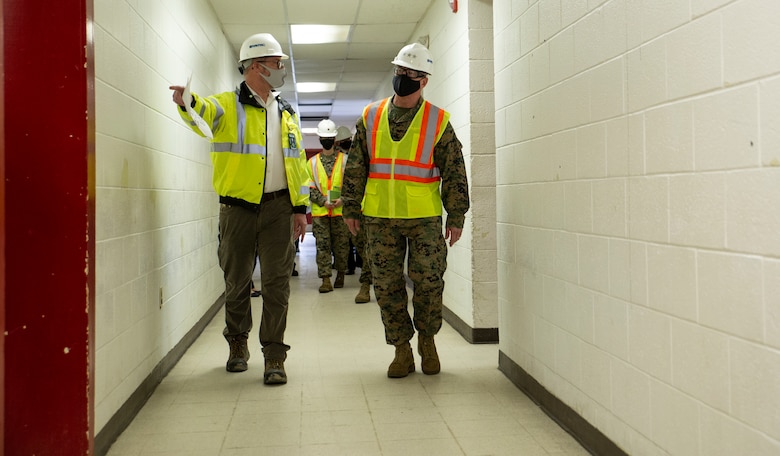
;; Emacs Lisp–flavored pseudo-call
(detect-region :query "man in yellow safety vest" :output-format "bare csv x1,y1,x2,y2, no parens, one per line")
169,33,309,385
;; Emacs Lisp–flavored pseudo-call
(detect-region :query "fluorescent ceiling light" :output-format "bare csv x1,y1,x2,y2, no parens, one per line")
302,127,319,135
291,24,351,44
297,82,337,93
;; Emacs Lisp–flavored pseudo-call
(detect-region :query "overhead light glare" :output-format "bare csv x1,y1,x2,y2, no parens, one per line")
297,82,337,93
302,127,319,135
291,24,351,44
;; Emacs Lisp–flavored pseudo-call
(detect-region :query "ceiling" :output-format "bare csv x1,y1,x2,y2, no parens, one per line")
207,0,437,145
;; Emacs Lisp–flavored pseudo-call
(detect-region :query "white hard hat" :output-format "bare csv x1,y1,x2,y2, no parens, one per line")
335,126,352,142
391,43,433,75
239,33,289,63
317,119,338,138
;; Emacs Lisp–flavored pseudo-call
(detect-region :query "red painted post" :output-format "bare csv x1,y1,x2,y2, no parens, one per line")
3,0,95,454
0,1,5,452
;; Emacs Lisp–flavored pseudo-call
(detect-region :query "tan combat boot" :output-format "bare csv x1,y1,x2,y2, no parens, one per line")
334,271,345,288
418,335,440,375
319,277,333,293
387,341,415,378
354,282,371,303
264,359,287,385
226,335,250,372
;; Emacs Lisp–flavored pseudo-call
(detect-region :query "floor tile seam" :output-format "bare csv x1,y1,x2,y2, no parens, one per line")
358,382,385,448
218,396,247,454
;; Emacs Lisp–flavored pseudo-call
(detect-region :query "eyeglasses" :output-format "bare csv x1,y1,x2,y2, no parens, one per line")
256,59,285,70
394,66,427,79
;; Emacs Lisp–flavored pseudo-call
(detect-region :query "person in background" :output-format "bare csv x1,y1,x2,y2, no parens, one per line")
341,43,469,378
169,32,309,385
350,210,372,304
335,126,360,276
308,119,350,293
335,125,352,155
335,126,372,302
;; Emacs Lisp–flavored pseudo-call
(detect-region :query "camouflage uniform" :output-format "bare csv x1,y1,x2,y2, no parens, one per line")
342,97,469,345
352,217,372,285
310,152,351,278
336,142,367,279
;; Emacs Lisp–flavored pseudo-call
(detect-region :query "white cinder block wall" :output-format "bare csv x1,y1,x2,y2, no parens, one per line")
395,0,498,330
495,0,780,454
93,0,234,432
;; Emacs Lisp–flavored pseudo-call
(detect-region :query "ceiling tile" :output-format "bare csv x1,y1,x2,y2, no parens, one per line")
347,42,405,60
291,43,349,60
285,0,361,25
356,0,437,24
209,0,286,25
207,0,436,134
351,23,417,43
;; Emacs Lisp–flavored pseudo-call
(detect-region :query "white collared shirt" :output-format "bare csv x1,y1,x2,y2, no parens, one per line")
249,88,287,193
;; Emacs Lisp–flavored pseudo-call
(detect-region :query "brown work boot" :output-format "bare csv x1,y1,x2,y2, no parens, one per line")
387,341,415,378
334,272,345,288
418,335,440,375
319,277,333,293
354,282,371,303
264,359,287,385
226,335,250,372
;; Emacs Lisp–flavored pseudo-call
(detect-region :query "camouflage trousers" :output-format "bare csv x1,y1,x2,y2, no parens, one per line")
351,214,372,285
364,216,447,345
312,216,351,278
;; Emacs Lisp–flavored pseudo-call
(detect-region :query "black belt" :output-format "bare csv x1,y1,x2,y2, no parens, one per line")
261,188,289,202
219,190,289,213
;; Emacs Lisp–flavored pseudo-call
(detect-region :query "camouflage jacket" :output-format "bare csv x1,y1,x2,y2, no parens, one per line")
341,97,470,229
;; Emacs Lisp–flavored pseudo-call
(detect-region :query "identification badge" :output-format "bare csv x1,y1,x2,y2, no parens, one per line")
288,133,297,149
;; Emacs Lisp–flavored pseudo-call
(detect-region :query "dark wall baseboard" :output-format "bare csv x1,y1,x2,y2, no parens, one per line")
404,273,498,344
498,351,628,456
94,296,224,456
442,305,498,344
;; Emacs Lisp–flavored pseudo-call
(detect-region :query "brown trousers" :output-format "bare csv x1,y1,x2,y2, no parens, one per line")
218,197,294,361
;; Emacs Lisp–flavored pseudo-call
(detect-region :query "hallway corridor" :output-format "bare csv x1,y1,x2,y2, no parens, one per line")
105,239,589,456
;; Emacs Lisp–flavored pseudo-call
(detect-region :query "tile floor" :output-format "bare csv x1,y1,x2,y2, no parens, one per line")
106,239,590,456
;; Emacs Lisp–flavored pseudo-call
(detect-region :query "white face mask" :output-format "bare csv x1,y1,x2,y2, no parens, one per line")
259,63,287,88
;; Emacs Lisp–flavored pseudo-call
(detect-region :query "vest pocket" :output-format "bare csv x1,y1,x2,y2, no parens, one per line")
406,184,433,197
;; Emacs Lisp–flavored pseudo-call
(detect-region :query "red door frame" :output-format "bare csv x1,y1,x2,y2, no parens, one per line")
3,0,95,454
0,0,5,451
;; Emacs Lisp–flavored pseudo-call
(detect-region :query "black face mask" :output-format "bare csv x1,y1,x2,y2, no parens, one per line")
340,140,352,152
392,75,421,97
319,138,335,150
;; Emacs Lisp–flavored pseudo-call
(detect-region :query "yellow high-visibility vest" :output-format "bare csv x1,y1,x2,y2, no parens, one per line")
309,152,346,217
179,86,310,207
361,97,449,218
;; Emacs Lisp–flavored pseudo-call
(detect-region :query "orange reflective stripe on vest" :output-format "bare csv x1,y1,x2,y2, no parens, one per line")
309,152,346,217
361,97,449,219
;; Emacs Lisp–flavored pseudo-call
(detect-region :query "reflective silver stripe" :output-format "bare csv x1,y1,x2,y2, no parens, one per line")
283,147,299,158
365,100,441,165
212,142,266,154
299,185,310,195
418,103,442,164
235,94,248,154
396,164,439,179
370,163,392,174
310,156,322,192
369,163,439,179
206,96,224,132
208,94,266,155
364,100,384,154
